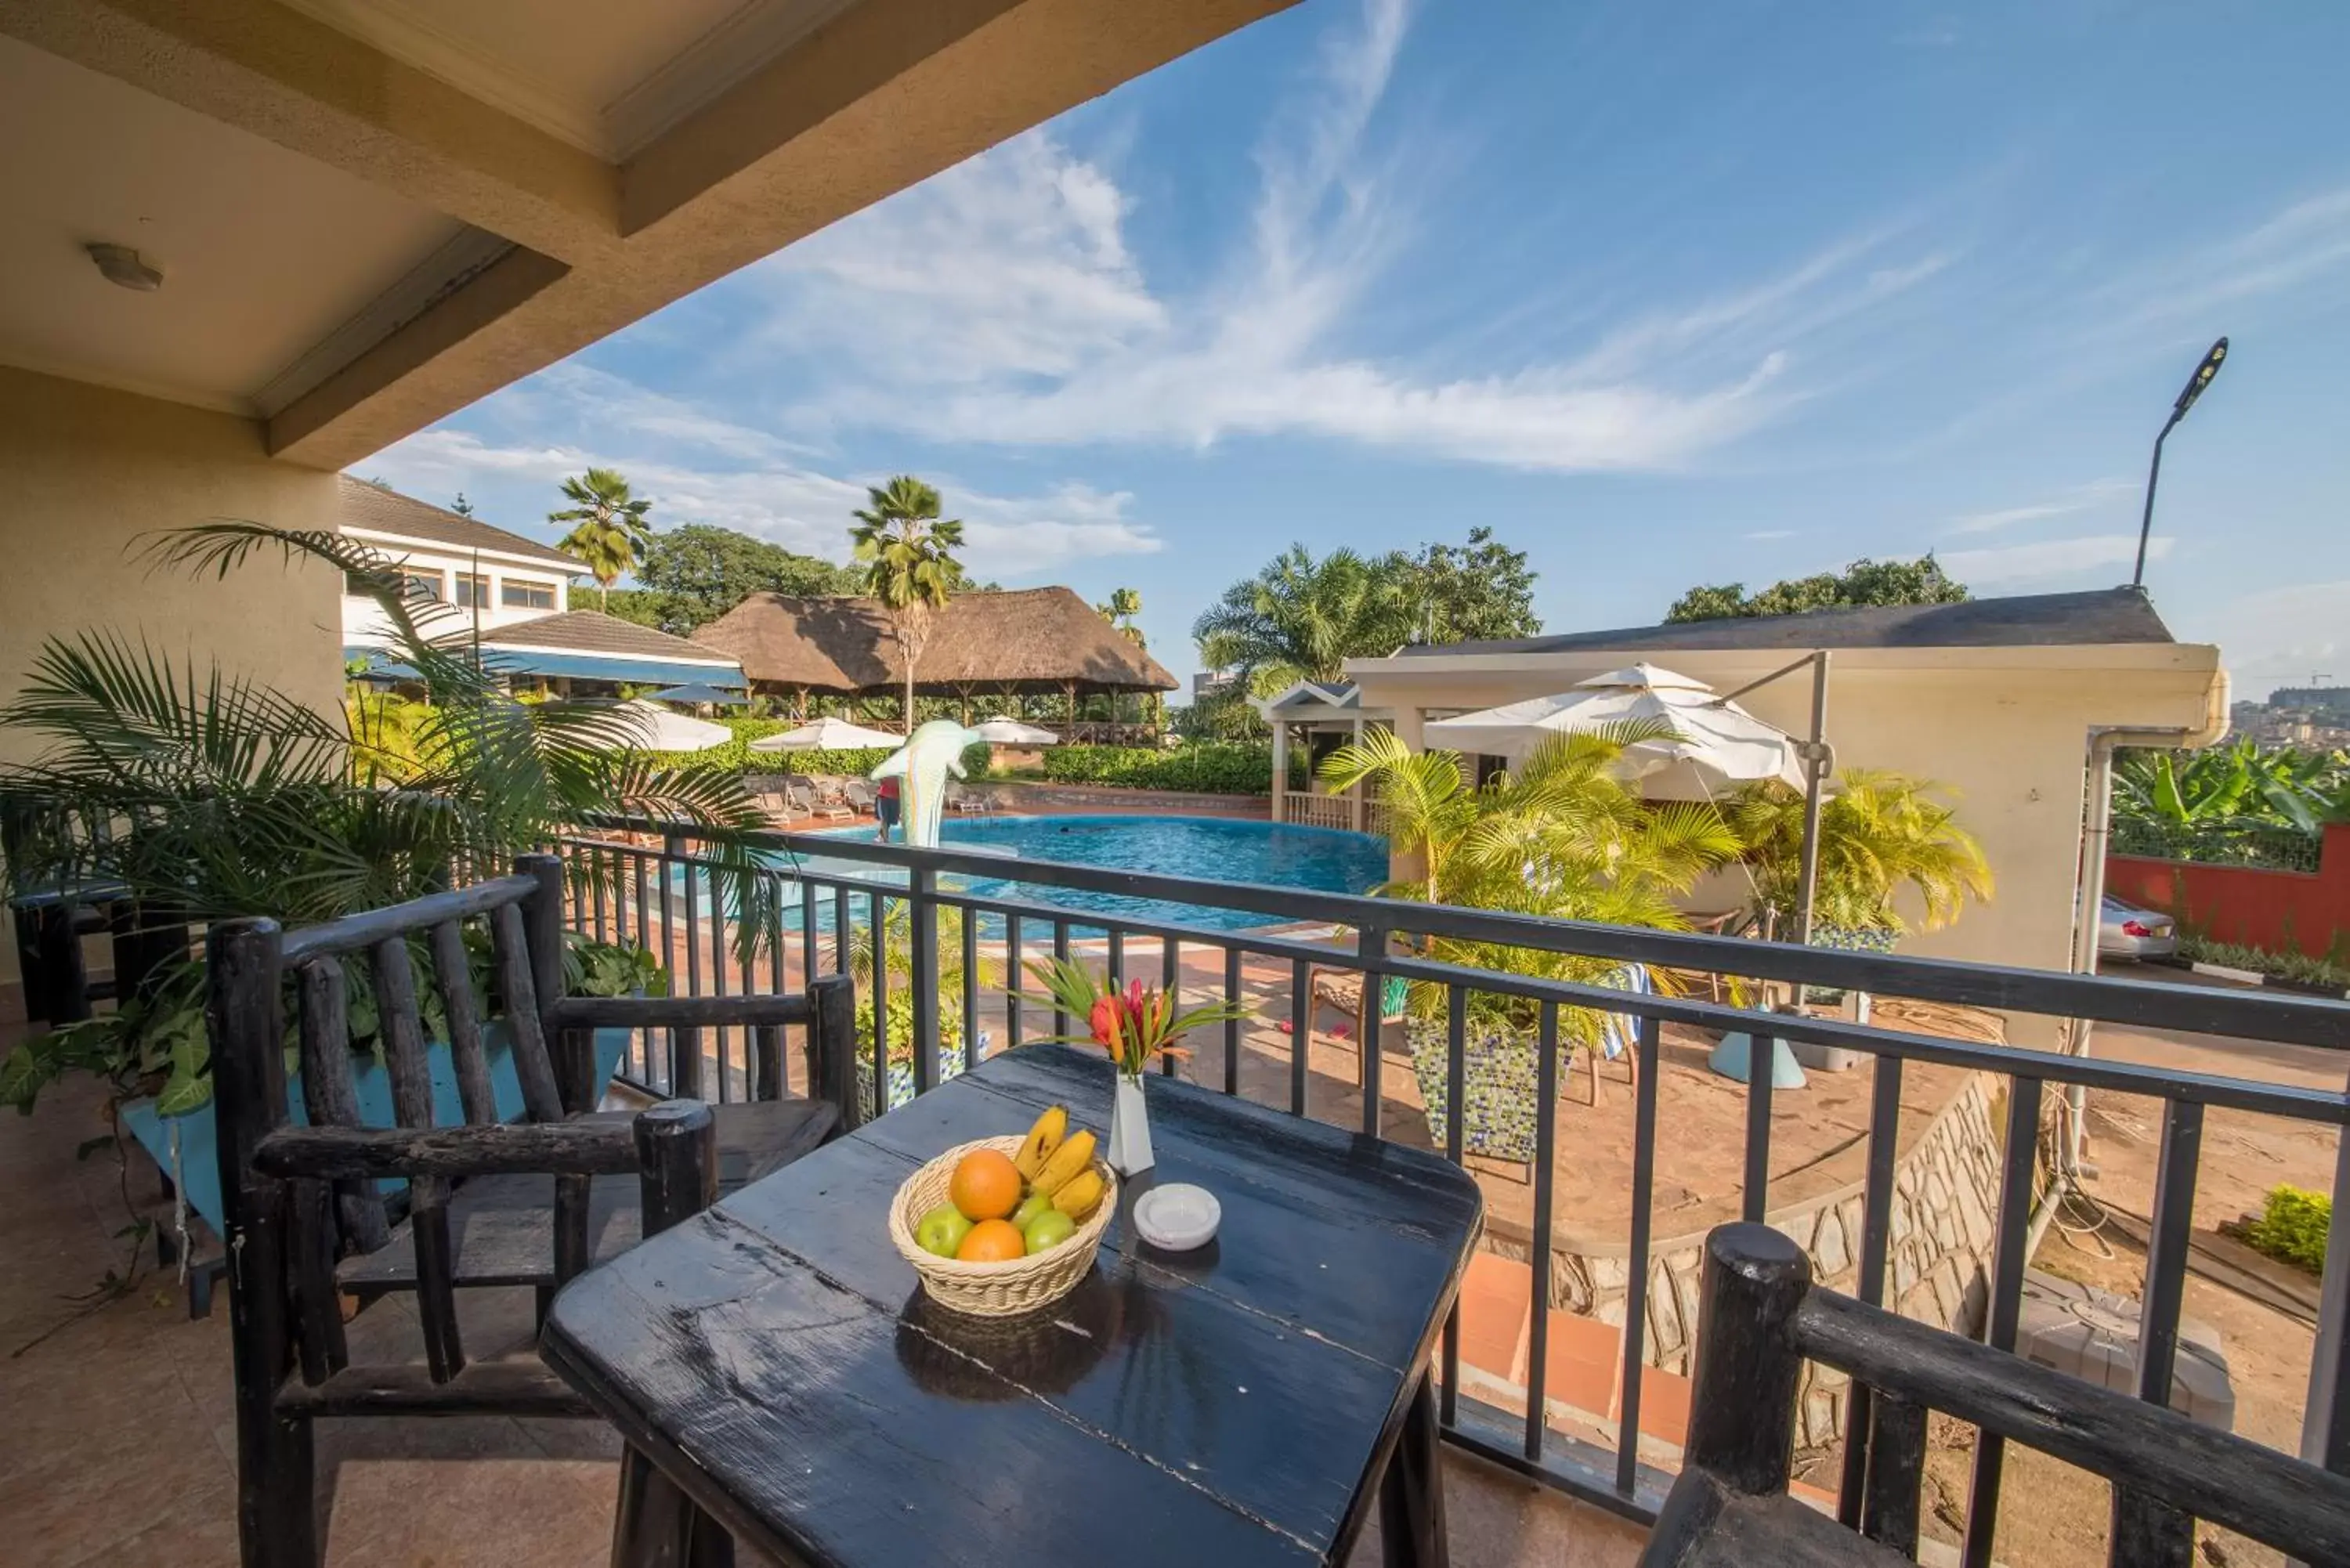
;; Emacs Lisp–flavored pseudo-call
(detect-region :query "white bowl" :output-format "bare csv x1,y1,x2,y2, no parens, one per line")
1133,1183,1220,1252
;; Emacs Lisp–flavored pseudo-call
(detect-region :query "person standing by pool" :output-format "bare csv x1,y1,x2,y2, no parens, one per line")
874,775,901,841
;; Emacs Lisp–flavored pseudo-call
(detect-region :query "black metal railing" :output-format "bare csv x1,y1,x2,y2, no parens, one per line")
551,818,2350,1564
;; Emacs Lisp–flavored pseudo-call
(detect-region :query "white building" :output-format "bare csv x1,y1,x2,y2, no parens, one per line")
340,478,749,695
339,477,582,648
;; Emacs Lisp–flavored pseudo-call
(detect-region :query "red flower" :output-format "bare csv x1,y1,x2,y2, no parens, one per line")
1089,995,1120,1048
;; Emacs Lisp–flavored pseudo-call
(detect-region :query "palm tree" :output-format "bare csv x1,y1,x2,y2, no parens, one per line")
1318,722,1742,1037
0,523,776,1115
1725,770,1993,936
1192,545,1412,695
849,475,966,732
549,468,655,610
1098,588,1146,727
1100,587,1144,645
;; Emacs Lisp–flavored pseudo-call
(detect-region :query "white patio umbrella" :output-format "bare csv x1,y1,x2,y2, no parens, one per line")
605,697,731,753
1421,663,1805,801
747,715,910,753
970,715,1061,746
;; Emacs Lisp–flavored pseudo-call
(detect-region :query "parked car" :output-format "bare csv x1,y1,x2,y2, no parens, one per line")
2099,893,2178,960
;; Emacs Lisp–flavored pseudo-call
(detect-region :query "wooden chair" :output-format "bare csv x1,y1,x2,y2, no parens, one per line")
1641,1223,2350,1567
206,856,859,1567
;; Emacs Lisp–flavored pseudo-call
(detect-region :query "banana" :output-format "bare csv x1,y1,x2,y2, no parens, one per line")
1051,1169,1105,1223
1013,1104,1068,1181
1029,1128,1095,1198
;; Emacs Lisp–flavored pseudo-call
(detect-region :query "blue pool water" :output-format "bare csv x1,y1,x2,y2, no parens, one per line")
769,815,1389,933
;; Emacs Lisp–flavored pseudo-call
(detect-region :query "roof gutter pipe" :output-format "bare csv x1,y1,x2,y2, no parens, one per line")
2023,697,2226,1261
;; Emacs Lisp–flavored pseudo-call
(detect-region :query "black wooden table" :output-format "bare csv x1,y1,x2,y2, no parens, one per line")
542,1042,1484,1568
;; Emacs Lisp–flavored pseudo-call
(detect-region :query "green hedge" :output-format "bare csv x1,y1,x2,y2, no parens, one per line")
2177,933,2350,992
1033,743,1299,795
670,724,1294,797
2240,1184,2330,1274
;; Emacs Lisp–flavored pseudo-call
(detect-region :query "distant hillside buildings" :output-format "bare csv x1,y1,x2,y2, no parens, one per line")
2234,689,2350,748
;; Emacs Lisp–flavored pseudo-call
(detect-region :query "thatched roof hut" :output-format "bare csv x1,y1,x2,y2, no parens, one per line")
696,587,1177,702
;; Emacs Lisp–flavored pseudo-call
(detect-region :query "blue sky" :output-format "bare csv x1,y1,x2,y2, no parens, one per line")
367,0,2350,700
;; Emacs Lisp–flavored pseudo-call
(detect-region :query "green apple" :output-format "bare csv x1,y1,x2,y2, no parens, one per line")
916,1203,974,1259
1011,1191,1054,1229
1022,1208,1077,1254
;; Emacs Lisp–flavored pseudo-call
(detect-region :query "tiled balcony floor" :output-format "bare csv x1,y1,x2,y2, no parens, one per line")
0,1045,1647,1567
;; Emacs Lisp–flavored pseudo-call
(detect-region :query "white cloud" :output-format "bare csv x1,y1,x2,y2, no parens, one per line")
1743,529,1796,541
370,406,1162,580
2098,186,2350,333
1943,477,2135,536
710,0,1943,474
1940,533,2167,585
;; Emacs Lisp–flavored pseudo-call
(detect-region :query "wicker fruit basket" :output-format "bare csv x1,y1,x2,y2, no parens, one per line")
888,1135,1116,1317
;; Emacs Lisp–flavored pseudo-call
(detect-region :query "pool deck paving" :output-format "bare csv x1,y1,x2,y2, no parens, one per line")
0,1021,1646,1566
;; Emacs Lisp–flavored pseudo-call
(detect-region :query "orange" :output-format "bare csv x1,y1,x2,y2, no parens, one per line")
955,1218,1026,1263
948,1149,1023,1222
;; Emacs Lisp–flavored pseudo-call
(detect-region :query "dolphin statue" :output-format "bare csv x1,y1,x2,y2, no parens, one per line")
870,720,981,847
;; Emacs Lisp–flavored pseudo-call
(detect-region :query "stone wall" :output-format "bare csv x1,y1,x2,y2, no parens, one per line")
1488,1071,2006,1450
964,780,1272,819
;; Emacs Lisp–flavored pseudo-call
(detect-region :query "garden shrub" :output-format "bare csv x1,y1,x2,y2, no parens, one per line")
2176,933,2350,992
2240,1184,2330,1274
1032,743,1303,795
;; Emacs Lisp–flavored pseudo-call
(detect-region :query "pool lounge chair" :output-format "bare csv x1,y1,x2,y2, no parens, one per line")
793,774,854,822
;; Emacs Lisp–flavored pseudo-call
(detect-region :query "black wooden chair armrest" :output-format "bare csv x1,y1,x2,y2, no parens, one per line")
253,1120,639,1181
1791,1289,2350,1559
548,992,814,1029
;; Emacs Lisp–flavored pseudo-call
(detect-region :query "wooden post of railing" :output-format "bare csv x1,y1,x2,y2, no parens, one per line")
808,973,859,1134
1684,1223,1810,1497
518,854,580,1109
614,1100,728,1568
207,916,317,1568
634,1099,717,1237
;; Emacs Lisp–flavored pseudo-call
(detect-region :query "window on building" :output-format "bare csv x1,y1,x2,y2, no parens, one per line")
501,578,557,609
454,572,491,608
400,569,444,603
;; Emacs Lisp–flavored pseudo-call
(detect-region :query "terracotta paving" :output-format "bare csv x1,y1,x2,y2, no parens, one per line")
0,1017,1647,1567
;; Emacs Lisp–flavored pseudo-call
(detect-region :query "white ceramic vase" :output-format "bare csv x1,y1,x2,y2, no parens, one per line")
1108,1071,1155,1176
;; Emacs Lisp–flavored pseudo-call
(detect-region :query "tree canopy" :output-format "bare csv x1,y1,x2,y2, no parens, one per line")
1409,527,1540,644
1191,529,1543,694
632,523,859,633
1665,556,1969,623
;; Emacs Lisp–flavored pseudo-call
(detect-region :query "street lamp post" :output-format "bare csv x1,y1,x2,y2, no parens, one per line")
2132,336,2229,589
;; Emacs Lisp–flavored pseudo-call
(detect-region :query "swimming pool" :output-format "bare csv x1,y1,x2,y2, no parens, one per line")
769,815,1389,934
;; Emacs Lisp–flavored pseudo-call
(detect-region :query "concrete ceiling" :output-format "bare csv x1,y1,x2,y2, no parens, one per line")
0,0,1296,467
273,0,860,158
0,33,481,417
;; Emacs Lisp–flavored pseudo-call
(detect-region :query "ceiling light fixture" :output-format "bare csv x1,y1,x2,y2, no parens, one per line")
86,242,164,292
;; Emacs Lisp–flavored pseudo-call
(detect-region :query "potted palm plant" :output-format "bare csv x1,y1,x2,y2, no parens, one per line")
1318,724,1743,1164
847,901,1000,1118
0,522,781,1240
1725,769,1993,952
1722,769,1991,1071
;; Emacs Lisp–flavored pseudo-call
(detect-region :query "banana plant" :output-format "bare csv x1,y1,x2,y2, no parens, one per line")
2113,739,2350,838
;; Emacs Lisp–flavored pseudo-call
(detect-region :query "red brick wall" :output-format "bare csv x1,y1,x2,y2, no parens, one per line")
2105,822,2350,959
